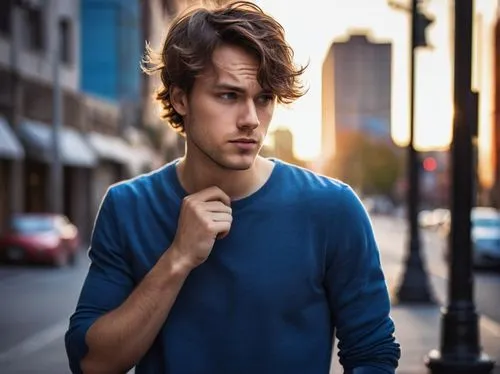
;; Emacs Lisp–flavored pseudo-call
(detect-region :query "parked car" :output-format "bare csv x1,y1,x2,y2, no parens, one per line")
363,196,394,215
430,208,450,230
442,207,500,268
418,210,434,228
0,214,80,267
419,208,450,230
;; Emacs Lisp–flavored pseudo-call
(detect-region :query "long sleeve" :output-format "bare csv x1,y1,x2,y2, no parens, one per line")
324,185,400,373
64,186,135,374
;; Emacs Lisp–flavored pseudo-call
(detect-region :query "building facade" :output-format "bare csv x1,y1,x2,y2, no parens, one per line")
0,0,233,239
321,33,394,193
81,0,141,115
0,0,96,237
80,0,157,223
322,33,393,152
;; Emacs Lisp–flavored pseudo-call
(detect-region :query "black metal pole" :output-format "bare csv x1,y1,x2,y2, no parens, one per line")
471,92,479,207
426,0,495,372
9,1,25,216
50,0,63,215
394,0,434,304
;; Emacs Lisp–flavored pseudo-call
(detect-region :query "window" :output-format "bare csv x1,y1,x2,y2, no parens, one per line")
25,6,44,51
0,1,11,35
59,18,72,64
11,216,56,234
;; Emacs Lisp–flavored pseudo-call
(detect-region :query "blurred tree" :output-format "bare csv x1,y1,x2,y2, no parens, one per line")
324,130,403,197
363,139,403,196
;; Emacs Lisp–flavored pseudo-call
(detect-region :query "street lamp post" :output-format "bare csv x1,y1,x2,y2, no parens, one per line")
425,0,495,372
50,0,63,215
9,1,27,216
393,0,434,304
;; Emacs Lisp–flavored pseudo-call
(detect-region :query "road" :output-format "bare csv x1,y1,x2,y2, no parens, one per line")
0,215,498,373
0,254,89,373
374,215,500,326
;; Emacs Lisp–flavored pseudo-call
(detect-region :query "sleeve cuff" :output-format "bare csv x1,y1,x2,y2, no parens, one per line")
345,366,395,374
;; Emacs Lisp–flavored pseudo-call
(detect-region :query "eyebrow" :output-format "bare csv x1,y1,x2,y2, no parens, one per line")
213,83,273,95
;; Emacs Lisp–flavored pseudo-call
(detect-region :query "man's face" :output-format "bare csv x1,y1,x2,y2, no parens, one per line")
177,44,276,170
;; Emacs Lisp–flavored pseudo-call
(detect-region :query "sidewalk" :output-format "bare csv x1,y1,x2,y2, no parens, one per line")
379,224,499,373
330,265,500,374
386,270,500,374
329,219,500,373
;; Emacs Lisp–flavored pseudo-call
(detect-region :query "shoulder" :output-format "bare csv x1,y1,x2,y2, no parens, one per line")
274,159,357,209
107,161,176,202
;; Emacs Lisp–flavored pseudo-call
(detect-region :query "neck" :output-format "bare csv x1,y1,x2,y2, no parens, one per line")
176,155,273,200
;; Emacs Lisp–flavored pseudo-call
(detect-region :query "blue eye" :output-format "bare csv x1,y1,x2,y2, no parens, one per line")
256,95,274,105
219,92,237,100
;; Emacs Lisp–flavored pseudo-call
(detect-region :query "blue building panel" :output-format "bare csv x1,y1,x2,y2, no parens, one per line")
81,0,142,102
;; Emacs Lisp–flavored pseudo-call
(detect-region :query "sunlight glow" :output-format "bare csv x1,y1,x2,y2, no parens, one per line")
259,0,497,186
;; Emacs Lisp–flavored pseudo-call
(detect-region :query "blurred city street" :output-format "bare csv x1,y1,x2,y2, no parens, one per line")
0,251,88,373
0,0,499,373
0,215,499,374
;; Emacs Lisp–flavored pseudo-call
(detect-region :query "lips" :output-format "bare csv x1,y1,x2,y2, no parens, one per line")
229,138,259,150
230,138,257,143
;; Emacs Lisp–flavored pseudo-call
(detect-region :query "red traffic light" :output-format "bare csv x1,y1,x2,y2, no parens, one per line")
423,157,437,172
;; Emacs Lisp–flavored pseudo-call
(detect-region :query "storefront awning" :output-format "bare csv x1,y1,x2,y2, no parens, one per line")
18,120,97,167
86,132,132,165
0,116,24,159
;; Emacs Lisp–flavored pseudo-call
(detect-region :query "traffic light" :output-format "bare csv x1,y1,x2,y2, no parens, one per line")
415,8,434,47
422,156,437,172
388,0,434,48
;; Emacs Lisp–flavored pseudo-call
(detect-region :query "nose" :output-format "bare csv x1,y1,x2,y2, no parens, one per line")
237,99,260,130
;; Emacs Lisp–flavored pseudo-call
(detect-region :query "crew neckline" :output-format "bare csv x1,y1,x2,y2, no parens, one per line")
167,158,282,210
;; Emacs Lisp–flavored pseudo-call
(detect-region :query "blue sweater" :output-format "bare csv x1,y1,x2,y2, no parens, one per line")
65,159,400,374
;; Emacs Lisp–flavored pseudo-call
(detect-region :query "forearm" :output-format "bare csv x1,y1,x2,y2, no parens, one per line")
81,247,191,374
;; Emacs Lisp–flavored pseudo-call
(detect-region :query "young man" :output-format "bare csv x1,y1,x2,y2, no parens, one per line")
65,2,400,373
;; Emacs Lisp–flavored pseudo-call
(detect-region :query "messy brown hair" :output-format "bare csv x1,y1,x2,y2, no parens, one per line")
142,1,307,134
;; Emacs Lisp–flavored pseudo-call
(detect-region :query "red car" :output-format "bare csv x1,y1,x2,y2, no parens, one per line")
0,214,80,267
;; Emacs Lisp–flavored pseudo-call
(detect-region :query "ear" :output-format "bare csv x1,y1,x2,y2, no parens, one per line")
170,85,188,116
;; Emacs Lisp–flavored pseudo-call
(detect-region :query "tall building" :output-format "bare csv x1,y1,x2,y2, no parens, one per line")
322,33,393,160
81,0,153,221
81,0,140,103
0,0,165,239
81,0,143,129
321,33,394,194
0,0,96,235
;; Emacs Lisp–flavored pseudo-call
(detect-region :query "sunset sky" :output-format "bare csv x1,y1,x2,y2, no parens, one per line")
257,0,497,185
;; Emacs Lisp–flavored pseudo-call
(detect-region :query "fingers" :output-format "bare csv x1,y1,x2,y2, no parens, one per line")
209,212,233,223
189,186,231,206
212,221,231,240
210,221,231,235
216,231,229,240
204,201,232,214
179,186,233,242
